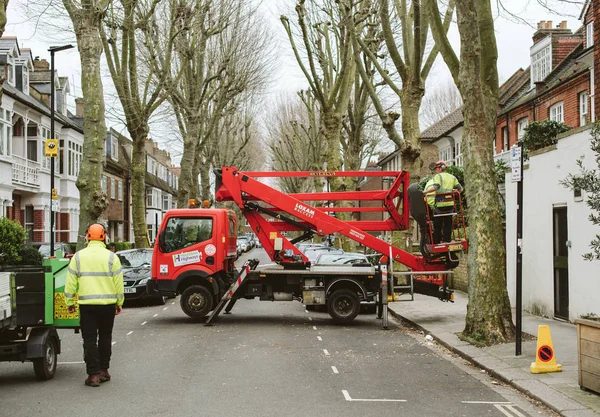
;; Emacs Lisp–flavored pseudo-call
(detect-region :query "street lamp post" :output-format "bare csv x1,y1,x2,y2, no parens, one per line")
48,44,74,257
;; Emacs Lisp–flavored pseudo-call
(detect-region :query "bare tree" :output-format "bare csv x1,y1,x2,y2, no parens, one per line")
281,0,355,192
420,83,462,128
348,0,455,179
100,0,177,248
427,0,515,343
62,0,111,249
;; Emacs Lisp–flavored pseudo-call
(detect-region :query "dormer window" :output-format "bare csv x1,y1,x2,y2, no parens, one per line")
22,66,29,95
6,54,14,86
586,22,594,48
531,37,552,89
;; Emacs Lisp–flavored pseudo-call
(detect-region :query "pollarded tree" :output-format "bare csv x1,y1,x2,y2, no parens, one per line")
427,0,514,343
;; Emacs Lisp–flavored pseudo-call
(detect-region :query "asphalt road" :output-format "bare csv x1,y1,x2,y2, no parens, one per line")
0,248,556,417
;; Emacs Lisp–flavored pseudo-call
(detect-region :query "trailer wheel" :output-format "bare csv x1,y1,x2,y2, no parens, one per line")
33,337,58,381
327,289,360,323
181,285,213,319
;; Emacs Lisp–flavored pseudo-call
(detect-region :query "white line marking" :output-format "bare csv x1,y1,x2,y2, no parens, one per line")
342,390,406,402
127,331,134,336
462,401,512,404
505,405,526,417
312,326,317,330
331,366,339,374
153,313,158,317
317,336,322,341
141,321,147,326
112,342,116,346
323,349,330,356
163,307,168,311
305,309,309,313
58,361,85,364
308,317,312,321
171,302,175,305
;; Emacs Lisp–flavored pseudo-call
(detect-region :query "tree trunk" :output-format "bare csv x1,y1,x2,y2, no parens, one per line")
130,130,148,248
176,132,197,208
320,111,343,191
456,0,514,343
71,13,108,250
199,162,211,203
0,0,9,102
400,86,425,182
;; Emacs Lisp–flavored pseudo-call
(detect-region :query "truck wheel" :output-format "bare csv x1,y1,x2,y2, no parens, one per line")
33,337,58,381
181,285,213,319
327,289,360,323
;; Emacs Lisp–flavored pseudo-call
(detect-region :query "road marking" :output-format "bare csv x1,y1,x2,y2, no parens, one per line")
331,366,339,374
305,309,309,313
112,342,116,346
163,307,168,311
342,390,406,402
308,317,312,321
141,321,147,326
312,326,317,330
127,331,134,336
462,401,512,404
153,314,158,317
317,336,322,341
171,302,175,305
58,361,85,364
323,349,330,356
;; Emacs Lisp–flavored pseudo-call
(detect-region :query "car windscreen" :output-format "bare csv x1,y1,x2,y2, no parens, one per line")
315,254,367,264
118,250,152,268
305,249,343,261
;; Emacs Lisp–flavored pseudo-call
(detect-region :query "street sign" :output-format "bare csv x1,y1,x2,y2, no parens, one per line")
51,200,60,212
51,188,58,200
45,139,59,157
511,146,522,183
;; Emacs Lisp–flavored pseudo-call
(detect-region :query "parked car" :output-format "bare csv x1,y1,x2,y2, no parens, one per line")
313,252,369,265
28,242,73,258
237,236,250,252
303,247,344,262
117,249,166,305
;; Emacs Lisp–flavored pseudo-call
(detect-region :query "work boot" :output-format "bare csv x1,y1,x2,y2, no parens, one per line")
99,369,111,383
85,374,100,387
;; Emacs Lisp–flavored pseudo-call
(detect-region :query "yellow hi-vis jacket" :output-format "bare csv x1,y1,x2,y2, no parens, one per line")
430,172,461,208
64,240,124,307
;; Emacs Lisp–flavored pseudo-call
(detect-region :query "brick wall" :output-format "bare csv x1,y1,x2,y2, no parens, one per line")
552,37,582,68
59,213,69,242
595,0,600,115
103,175,126,221
496,71,590,152
33,209,45,242
358,176,383,222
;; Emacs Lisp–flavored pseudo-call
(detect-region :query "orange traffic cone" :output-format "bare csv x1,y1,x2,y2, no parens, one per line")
530,325,562,374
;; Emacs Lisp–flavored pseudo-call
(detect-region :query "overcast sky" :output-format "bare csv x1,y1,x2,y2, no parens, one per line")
4,0,585,162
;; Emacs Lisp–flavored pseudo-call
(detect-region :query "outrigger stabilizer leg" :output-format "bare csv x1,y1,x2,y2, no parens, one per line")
205,259,259,325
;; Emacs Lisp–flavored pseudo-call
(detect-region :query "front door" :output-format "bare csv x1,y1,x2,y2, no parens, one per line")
553,206,569,320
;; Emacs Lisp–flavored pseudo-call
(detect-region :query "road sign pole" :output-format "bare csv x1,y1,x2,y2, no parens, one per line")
513,143,524,356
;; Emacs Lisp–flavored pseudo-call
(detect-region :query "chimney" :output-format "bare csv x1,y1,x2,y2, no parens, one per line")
33,58,50,71
558,21,567,29
538,21,546,30
75,98,84,117
545,21,553,29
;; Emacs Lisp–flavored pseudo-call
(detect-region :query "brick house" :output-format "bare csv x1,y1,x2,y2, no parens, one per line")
0,37,84,243
500,7,600,321
100,128,133,242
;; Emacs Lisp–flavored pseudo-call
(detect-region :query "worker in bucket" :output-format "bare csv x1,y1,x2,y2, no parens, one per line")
424,161,463,243
64,223,124,387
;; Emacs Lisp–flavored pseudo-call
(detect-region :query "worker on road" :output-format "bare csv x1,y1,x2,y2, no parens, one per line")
424,161,463,244
64,224,124,387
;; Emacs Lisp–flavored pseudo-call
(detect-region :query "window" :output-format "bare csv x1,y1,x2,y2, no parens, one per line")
163,217,213,253
27,122,38,137
101,176,108,193
111,136,118,161
23,67,29,95
111,178,116,199
68,141,82,176
549,102,564,123
454,141,463,167
163,195,170,212
117,223,124,241
7,54,14,85
118,180,123,201
439,146,453,164
0,107,10,156
531,41,551,88
517,118,529,140
27,139,37,162
502,127,508,151
41,127,52,170
587,22,594,48
580,91,589,126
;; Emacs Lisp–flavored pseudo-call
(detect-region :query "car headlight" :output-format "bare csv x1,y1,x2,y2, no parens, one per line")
139,278,150,285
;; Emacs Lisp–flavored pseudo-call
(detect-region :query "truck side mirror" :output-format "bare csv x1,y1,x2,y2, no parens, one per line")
158,229,166,252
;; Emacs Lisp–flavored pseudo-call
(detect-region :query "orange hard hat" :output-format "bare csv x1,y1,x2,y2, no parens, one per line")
86,223,106,241
429,160,447,170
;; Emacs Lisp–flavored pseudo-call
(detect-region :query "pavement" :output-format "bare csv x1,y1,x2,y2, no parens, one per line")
387,290,600,417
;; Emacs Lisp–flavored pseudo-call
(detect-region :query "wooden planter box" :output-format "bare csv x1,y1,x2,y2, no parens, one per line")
576,319,600,394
